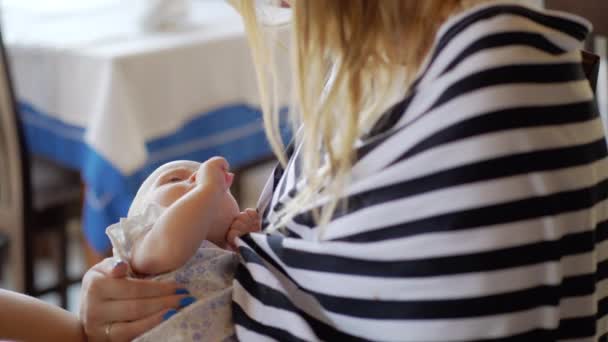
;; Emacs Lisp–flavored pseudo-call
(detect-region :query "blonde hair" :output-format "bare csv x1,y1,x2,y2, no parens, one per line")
230,0,488,237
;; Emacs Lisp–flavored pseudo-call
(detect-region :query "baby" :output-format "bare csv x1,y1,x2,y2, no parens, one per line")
106,157,260,341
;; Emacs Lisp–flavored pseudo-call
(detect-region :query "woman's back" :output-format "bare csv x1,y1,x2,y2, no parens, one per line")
233,2,608,341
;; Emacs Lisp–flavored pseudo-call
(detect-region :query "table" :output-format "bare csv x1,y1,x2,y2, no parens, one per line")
3,0,288,254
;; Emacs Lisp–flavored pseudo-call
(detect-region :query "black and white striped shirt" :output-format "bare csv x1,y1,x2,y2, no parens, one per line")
232,2,608,341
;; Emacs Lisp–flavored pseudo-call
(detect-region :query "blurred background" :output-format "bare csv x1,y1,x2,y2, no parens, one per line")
0,0,282,313
0,0,605,315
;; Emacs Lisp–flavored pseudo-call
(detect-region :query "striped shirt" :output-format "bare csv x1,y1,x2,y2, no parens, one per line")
232,2,608,341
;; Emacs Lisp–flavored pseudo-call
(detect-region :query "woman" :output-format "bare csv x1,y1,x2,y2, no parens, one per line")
81,0,608,341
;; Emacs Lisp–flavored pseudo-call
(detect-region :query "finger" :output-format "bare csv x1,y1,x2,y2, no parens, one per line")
244,209,261,231
109,308,172,342
227,228,249,247
97,277,184,300
241,214,261,231
245,208,259,221
89,257,126,278
235,214,254,227
230,220,251,233
110,259,129,278
225,227,239,250
231,234,248,251
232,216,261,235
101,294,192,322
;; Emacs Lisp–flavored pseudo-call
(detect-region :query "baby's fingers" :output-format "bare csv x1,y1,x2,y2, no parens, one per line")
244,210,261,230
227,213,260,250
226,228,247,251
231,213,250,226
230,219,251,234
226,215,258,248
245,208,259,221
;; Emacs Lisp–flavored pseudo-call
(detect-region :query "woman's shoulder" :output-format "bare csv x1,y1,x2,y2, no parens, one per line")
363,2,594,148
353,2,599,189
438,1,591,54
416,1,592,90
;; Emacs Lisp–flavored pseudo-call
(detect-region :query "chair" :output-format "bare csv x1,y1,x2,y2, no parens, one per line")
546,1,606,103
0,231,8,282
0,29,82,309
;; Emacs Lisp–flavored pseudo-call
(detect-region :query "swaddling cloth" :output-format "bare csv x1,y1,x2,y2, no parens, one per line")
106,204,239,341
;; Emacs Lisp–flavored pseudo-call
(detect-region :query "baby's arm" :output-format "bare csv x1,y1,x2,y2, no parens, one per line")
0,289,85,341
131,158,232,275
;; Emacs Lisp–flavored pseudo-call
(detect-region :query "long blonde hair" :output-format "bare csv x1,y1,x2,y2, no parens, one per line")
229,0,487,236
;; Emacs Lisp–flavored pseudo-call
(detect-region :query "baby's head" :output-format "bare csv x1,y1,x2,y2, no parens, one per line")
130,159,240,245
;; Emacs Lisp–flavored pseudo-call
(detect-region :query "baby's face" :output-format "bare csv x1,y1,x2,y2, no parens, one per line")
150,163,202,208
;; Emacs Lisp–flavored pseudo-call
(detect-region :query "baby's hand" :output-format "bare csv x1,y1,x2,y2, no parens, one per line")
197,157,234,193
226,208,261,251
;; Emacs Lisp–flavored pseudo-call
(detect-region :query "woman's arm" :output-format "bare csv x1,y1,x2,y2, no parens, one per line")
0,289,85,341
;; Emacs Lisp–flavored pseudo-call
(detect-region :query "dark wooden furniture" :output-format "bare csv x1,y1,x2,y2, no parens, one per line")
582,50,600,94
545,1,608,37
0,29,82,309
0,232,8,282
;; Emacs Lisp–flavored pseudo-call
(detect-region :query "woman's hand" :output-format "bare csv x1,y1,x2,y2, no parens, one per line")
226,208,261,250
80,258,192,342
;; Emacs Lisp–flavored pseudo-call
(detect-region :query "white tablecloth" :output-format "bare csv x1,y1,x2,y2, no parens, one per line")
5,0,266,174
